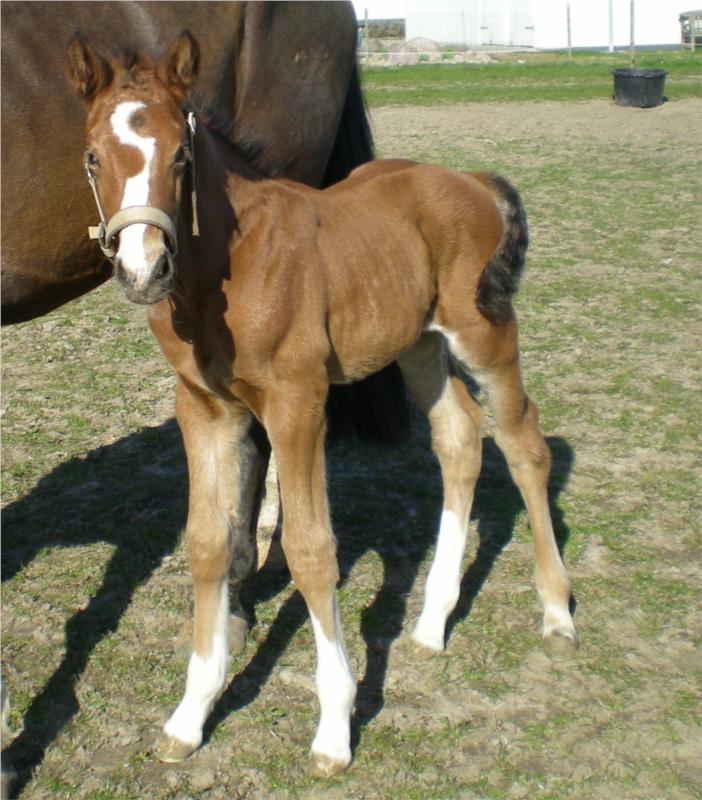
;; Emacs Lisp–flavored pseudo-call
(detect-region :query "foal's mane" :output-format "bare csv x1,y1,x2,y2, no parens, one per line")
185,97,269,171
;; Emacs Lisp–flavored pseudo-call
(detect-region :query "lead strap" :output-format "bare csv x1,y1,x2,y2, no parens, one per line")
187,111,200,238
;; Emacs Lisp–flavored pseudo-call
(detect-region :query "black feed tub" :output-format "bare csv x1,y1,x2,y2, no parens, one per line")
612,68,667,108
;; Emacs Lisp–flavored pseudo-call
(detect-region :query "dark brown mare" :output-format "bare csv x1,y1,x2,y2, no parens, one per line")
1,1,405,436
66,32,578,777
1,1,368,322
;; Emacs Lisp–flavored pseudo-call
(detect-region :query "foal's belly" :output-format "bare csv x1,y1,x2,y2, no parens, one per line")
325,251,435,382
326,287,431,383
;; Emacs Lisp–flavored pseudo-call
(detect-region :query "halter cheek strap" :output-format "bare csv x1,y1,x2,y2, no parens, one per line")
85,110,200,261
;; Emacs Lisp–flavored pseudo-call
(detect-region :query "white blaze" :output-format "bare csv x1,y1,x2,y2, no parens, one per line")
110,101,156,280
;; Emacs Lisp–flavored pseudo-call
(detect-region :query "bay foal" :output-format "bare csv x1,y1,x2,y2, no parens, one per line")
67,32,578,776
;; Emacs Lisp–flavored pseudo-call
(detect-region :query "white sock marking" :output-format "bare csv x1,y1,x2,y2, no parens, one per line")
542,601,576,640
110,101,157,281
413,509,468,651
309,605,356,766
164,582,229,748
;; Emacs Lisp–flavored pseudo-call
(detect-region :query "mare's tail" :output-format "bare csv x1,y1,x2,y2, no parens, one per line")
323,60,410,443
476,174,529,325
322,62,374,186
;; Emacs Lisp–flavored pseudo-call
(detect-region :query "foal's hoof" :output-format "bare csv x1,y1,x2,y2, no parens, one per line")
410,626,445,655
542,629,579,661
1,763,17,800
153,734,199,764
308,751,351,779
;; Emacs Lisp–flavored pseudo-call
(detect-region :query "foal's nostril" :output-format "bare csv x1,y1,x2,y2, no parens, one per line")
155,254,173,283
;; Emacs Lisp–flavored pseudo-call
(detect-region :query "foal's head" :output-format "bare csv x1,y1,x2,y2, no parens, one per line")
67,31,199,304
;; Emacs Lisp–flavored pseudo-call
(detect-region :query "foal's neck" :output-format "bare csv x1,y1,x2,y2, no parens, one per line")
172,115,269,298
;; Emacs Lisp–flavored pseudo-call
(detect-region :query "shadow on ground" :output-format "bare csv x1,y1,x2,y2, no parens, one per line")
1,420,187,796
1,415,573,795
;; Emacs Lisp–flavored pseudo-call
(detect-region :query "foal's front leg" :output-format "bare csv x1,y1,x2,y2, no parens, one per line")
157,382,267,762
264,383,356,777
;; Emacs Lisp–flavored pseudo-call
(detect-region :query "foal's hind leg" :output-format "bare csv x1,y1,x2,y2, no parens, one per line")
157,382,267,762
263,381,356,777
447,319,578,656
398,333,483,651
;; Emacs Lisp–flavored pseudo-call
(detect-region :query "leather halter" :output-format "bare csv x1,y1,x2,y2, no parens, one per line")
85,111,199,261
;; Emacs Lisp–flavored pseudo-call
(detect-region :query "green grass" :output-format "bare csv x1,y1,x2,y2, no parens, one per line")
362,49,702,105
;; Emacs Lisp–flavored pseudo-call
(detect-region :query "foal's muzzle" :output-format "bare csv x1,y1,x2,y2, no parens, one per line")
114,249,175,305
91,206,178,304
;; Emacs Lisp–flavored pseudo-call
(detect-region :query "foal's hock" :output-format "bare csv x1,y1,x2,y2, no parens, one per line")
68,30,578,778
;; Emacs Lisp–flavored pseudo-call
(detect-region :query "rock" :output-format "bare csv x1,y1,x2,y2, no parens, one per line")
405,37,441,53
388,52,419,67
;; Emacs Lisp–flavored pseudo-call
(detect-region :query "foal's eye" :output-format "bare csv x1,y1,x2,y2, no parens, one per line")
85,151,100,169
173,146,188,166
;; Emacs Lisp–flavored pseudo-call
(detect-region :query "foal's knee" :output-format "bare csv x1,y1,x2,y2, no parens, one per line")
284,530,339,618
187,530,231,583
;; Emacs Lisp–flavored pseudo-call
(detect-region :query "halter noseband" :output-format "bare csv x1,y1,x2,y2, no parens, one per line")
85,110,200,261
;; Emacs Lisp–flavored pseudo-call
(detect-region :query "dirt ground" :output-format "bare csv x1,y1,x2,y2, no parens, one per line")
2,99,701,799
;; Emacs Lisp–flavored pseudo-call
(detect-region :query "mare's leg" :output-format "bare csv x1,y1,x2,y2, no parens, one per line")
447,318,578,656
230,416,271,633
263,382,356,777
157,381,269,762
398,333,483,651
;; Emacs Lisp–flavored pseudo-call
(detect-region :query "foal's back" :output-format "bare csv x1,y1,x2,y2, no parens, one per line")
320,159,504,255
298,160,506,301
272,160,507,380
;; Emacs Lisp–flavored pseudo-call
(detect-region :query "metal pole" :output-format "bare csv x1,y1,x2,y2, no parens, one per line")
364,8,369,63
477,0,483,47
629,0,635,66
567,2,572,63
608,0,614,53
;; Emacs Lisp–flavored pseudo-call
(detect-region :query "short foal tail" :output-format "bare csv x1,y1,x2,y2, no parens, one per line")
475,174,529,325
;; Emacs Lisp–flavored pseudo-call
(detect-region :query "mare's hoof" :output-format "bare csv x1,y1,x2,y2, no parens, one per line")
308,751,351,779
153,735,199,764
228,614,249,656
542,629,579,661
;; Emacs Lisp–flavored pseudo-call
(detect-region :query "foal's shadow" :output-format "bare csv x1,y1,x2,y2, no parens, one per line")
1,420,187,795
206,415,574,754
2,414,573,792
344,422,573,741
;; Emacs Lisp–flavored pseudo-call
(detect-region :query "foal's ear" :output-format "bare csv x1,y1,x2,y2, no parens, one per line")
157,30,200,101
66,35,112,103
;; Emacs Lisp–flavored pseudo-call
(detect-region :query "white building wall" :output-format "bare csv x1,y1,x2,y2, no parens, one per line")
400,0,693,49
533,0,691,49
